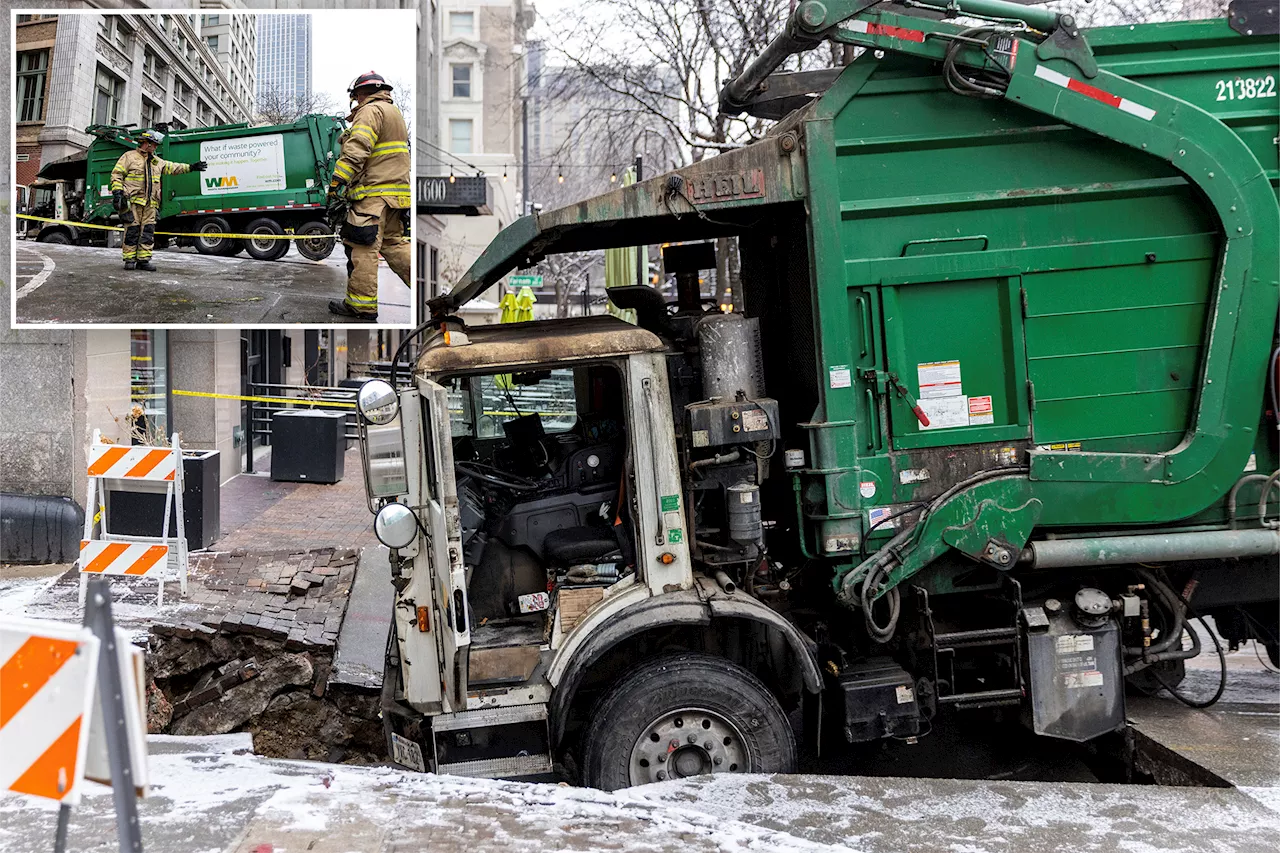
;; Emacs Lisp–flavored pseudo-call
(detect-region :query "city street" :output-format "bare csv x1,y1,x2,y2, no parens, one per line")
13,241,412,325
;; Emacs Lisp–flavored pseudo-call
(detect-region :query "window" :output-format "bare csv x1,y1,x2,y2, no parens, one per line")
143,48,165,82
101,16,132,52
449,11,474,36
203,14,220,26
451,64,472,99
449,119,473,154
141,98,160,129
205,34,219,52
94,65,124,125
458,369,580,439
17,51,48,123
130,330,171,444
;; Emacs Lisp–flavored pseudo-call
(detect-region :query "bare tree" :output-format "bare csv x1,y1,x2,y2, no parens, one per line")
255,87,340,125
383,77,414,129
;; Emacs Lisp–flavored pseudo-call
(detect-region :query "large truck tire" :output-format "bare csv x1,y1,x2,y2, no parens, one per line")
194,216,235,256
580,653,795,791
243,217,289,261
223,238,246,257
39,230,70,244
295,220,337,261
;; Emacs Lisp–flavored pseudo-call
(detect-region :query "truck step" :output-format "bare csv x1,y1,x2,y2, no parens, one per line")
431,704,547,732
437,753,554,779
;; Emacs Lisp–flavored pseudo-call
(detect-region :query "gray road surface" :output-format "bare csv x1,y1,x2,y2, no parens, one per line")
13,240,412,325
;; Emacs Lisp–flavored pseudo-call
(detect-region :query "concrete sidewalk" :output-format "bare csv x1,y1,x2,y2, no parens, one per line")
14,241,411,325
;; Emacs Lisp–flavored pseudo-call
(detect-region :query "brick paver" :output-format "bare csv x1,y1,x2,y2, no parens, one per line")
215,448,378,553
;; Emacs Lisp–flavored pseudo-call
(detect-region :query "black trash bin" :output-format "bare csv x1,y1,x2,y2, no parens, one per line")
271,410,346,484
106,450,222,550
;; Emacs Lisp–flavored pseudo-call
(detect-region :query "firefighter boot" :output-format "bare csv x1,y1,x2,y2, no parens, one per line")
124,261,137,270
328,300,377,322
137,260,157,272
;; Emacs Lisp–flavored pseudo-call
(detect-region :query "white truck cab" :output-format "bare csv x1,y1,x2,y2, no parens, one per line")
356,315,820,789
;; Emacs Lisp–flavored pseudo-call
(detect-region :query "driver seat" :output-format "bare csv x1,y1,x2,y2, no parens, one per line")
543,527,619,565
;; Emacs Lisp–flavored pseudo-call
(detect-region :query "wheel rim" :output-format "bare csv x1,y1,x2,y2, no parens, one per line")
300,229,332,254
628,706,750,786
198,224,223,250
249,229,276,252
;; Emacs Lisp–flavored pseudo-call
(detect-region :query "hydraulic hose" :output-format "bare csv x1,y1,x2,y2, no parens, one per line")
1123,568,1185,658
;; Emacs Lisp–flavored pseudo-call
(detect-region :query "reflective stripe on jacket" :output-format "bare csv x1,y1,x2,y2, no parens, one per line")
109,149,191,206
333,91,411,207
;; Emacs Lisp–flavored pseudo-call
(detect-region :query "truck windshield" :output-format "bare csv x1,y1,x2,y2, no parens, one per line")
447,369,579,439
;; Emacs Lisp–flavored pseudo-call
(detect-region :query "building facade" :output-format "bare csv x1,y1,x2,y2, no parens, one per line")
254,13,311,111
200,12,257,110
433,0,534,306
15,12,256,191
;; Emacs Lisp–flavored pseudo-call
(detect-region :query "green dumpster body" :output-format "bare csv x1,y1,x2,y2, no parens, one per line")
439,19,1279,578
82,114,344,232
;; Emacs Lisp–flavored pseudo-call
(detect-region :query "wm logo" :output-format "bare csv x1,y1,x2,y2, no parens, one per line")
205,176,238,188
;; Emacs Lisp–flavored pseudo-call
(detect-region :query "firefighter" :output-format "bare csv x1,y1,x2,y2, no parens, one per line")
109,130,207,271
326,71,412,322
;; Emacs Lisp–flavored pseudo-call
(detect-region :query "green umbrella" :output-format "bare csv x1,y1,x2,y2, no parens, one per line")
605,167,639,324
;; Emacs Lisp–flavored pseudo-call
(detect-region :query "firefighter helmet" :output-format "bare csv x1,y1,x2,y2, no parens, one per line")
137,129,165,146
347,71,392,96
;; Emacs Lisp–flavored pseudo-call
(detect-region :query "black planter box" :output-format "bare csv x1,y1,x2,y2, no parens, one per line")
271,410,345,484
106,450,222,550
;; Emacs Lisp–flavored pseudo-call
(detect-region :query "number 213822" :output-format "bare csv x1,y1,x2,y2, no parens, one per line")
1216,75,1276,101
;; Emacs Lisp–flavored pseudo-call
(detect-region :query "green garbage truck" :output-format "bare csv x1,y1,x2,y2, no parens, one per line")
23,114,344,262
350,4,1279,790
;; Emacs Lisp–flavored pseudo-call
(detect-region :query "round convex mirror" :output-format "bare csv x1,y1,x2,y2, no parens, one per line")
374,502,418,549
358,379,399,425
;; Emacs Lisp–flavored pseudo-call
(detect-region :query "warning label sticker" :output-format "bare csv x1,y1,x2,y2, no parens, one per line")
829,365,852,389
918,396,969,430
1063,670,1105,689
968,395,994,426
1037,442,1082,452
917,360,962,399
1056,634,1095,654
742,408,769,432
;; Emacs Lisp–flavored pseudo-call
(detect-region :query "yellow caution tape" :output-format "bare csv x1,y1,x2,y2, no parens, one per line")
172,389,356,408
16,213,336,241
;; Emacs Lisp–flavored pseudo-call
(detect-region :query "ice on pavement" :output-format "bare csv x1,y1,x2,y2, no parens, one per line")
0,735,848,853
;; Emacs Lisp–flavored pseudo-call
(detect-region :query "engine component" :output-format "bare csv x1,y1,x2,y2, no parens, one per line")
1073,587,1111,629
687,398,780,448
727,482,763,546
1024,600,1125,742
829,658,921,743
697,313,764,400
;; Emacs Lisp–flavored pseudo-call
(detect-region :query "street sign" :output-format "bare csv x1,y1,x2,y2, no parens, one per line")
508,274,543,289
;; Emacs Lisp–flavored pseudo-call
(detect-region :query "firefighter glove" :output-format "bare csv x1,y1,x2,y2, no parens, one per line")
191,160,209,172
119,206,134,224
112,190,126,212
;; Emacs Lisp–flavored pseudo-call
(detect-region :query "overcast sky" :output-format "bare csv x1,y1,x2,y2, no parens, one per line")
308,10,416,117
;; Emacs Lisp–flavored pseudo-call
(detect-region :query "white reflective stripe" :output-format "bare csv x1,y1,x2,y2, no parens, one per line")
1119,98,1156,121
843,19,870,34
0,623,98,804
78,541,170,576
1033,64,1071,88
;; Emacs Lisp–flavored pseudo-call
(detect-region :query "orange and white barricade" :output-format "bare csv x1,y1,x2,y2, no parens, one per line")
79,430,188,607
0,618,100,806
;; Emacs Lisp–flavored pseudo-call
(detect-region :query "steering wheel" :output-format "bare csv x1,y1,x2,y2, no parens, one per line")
456,460,539,493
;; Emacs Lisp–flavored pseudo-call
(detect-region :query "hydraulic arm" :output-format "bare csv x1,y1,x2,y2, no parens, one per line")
722,1,1280,612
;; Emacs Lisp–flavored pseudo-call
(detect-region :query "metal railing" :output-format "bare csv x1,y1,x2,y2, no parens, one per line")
246,382,361,443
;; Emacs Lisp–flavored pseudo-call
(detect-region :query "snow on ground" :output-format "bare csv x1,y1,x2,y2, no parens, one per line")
634,773,1280,853
0,736,847,853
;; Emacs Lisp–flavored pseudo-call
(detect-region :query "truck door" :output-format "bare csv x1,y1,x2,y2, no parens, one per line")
422,378,470,708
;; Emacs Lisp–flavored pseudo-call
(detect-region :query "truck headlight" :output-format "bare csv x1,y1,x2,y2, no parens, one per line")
357,380,408,509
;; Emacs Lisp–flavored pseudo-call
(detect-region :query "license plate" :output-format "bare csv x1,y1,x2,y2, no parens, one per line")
390,732,426,772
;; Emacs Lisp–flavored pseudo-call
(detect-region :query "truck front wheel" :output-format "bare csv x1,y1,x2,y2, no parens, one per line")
580,653,795,791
